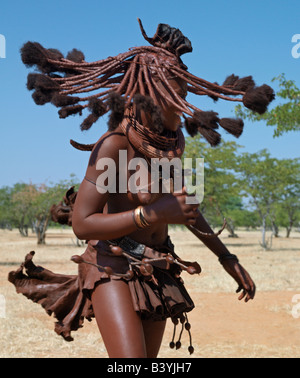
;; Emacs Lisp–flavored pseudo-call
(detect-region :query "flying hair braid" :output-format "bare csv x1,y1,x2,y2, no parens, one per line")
21,18,275,148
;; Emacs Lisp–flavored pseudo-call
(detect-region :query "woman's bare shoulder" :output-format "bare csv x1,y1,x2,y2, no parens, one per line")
88,127,128,167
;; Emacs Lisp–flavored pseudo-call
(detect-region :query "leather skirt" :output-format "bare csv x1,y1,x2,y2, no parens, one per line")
8,236,198,343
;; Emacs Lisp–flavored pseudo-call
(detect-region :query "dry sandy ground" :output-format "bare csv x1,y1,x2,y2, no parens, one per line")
0,227,300,358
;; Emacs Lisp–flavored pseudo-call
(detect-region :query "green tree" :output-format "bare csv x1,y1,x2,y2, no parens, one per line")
11,183,38,236
273,158,300,237
235,74,300,137
30,176,79,244
183,137,242,237
0,175,79,244
236,151,300,248
0,186,15,229
237,150,278,248
228,207,260,230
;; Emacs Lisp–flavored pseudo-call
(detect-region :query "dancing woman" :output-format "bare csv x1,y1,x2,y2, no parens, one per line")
9,20,274,358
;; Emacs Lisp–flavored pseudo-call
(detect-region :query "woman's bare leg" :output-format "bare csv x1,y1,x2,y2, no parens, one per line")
91,279,147,358
142,319,166,358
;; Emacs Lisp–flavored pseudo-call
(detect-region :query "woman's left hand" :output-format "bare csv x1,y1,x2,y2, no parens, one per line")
221,259,256,302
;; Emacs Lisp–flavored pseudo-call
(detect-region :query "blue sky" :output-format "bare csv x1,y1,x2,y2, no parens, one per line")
0,0,299,187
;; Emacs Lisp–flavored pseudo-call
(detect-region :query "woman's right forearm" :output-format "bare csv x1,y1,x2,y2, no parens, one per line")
72,210,141,241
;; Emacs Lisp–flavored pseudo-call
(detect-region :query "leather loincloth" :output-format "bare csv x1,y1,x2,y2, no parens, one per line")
8,236,199,344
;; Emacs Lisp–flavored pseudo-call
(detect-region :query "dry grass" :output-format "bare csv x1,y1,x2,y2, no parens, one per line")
1,227,300,358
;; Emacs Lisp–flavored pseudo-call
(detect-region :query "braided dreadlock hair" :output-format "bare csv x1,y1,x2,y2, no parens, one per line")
21,18,275,148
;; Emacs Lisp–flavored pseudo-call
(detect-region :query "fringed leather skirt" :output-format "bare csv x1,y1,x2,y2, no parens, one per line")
8,235,199,345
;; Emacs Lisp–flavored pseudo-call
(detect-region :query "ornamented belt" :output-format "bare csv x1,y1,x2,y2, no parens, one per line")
71,236,201,279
